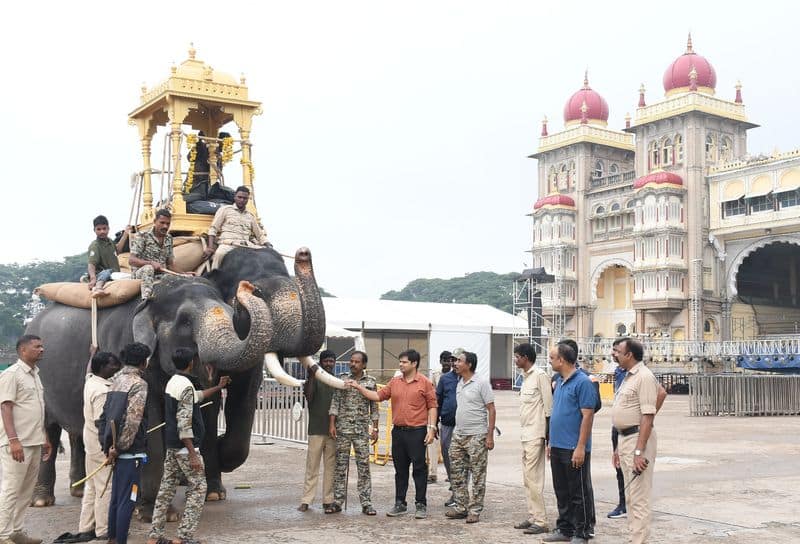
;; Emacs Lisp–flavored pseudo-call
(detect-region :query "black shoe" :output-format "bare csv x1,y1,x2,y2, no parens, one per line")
522,524,549,535
444,496,457,508
414,503,427,519
386,503,408,517
541,530,572,543
73,532,96,543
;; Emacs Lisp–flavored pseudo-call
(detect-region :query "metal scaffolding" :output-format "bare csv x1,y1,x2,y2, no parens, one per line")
513,268,555,360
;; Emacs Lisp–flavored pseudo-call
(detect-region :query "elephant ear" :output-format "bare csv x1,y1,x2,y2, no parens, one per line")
132,304,157,355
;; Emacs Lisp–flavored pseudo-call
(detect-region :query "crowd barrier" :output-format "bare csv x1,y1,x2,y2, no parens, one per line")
689,374,800,416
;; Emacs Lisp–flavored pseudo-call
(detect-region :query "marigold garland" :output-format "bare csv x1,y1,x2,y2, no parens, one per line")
185,133,199,193
221,136,234,164
241,158,255,182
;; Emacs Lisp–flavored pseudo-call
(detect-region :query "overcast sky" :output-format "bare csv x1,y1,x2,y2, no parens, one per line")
2,1,798,298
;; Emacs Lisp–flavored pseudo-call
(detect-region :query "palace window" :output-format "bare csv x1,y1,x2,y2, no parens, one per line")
568,161,576,189
609,163,619,176
723,198,746,217
593,160,604,179
649,141,659,169
705,134,716,162
777,189,800,209
674,134,684,163
549,166,558,193
749,194,774,213
662,138,673,166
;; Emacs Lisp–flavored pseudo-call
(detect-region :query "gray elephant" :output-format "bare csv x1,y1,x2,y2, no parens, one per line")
27,246,335,516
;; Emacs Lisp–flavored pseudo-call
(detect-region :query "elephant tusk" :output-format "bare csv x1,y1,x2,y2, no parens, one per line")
264,352,303,388
299,355,346,389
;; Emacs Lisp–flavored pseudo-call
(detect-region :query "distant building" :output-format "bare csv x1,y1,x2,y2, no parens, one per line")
529,35,800,342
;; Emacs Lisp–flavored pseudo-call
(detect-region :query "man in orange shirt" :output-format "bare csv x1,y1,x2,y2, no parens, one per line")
348,349,437,519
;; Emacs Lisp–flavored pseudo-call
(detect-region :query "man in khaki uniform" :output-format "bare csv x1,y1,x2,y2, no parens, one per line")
611,338,661,544
202,186,270,268
512,343,553,535
0,335,52,544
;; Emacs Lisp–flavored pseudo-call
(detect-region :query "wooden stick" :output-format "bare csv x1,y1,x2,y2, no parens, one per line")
71,461,108,487
91,298,98,348
147,401,213,433
100,421,117,498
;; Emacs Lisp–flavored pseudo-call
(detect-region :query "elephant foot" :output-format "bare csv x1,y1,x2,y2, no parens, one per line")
136,504,180,523
30,494,55,507
205,490,226,501
70,486,84,498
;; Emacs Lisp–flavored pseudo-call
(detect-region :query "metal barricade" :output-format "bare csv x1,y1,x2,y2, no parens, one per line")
689,375,800,416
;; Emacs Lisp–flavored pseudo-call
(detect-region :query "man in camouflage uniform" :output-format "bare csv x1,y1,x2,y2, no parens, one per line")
129,209,190,300
147,348,230,544
445,351,496,524
327,350,379,515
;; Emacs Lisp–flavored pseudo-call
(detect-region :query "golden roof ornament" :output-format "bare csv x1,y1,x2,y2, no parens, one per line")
583,68,590,89
686,32,693,54
188,42,196,60
240,72,247,85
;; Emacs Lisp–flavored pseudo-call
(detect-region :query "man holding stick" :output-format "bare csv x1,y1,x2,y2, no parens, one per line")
98,343,150,544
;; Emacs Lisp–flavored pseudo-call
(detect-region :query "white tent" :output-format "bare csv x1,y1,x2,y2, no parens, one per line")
323,297,527,381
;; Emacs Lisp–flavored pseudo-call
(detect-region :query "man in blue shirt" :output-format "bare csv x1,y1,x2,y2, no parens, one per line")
436,349,460,508
542,343,596,544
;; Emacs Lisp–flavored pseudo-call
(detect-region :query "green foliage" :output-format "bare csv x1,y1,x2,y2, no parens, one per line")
381,271,521,313
0,253,87,346
319,286,335,298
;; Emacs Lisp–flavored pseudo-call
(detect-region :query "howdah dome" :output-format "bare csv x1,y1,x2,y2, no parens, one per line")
663,34,717,95
563,72,609,126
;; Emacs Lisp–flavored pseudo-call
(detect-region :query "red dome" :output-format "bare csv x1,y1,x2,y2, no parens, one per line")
663,35,716,94
534,194,576,210
633,171,684,190
563,73,609,125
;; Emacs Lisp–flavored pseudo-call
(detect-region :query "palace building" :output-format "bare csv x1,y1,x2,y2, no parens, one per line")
528,35,800,346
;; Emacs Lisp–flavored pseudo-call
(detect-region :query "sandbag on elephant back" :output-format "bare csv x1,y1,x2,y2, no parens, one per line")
35,280,141,309
117,236,205,274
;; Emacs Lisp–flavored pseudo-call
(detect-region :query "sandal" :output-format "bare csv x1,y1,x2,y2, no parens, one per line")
362,505,377,516
324,503,342,514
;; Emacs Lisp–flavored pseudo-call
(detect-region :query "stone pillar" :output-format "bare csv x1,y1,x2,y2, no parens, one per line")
208,141,219,186
721,299,732,342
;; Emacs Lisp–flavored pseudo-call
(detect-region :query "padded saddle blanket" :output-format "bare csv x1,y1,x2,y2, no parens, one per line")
35,280,142,309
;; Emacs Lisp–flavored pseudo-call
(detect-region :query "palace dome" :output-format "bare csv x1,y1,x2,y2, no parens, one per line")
534,194,576,210
633,171,684,191
663,35,716,95
563,72,609,126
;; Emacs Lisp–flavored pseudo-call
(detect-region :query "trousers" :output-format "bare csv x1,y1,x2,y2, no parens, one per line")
301,434,336,505
449,433,488,514
390,427,427,506
521,438,547,525
550,447,594,540
619,430,657,544
0,445,41,538
78,449,112,535
107,457,142,544
333,432,372,507
149,449,207,540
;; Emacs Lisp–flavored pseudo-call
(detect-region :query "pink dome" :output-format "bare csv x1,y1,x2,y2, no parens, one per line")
633,171,684,191
534,194,576,210
563,72,609,125
663,35,717,94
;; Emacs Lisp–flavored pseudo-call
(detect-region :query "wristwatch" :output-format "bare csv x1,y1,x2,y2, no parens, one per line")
634,449,643,456
427,425,436,430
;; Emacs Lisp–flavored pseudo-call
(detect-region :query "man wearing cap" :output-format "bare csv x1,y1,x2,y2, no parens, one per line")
427,351,451,484
437,349,460,507
611,338,664,544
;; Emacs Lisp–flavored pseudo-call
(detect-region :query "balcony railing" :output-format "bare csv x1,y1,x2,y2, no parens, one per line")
590,170,636,189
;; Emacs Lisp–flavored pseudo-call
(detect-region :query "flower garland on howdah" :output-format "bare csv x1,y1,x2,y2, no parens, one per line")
184,133,199,193
220,135,234,164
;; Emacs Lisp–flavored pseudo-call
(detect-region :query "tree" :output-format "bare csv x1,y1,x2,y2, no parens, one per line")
381,272,521,313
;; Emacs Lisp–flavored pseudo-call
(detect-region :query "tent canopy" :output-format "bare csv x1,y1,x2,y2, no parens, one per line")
322,297,527,335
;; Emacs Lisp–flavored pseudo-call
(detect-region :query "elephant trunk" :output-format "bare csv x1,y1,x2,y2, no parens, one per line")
293,247,326,356
197,281,272,371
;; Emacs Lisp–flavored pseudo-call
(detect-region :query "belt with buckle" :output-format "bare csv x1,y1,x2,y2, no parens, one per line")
394,425,426,431
617,425,640,437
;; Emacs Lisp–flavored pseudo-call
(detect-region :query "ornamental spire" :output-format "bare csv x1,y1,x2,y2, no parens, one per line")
625,112,631,129
735,80,743,104
541,115,549,137
580,100,588,124
686,32,693,54
188,42,196,60
583,68,590,89
689,65,698,91
638,83,646,107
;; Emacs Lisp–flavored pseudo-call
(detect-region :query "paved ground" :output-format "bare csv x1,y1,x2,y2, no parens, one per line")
7,393,800,543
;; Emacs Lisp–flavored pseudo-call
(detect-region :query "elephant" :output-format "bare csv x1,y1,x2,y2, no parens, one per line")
27,245,340,516
26,275,271,513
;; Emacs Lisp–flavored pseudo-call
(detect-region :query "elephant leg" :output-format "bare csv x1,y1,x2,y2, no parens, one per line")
69,432,86,498
201,389,225,501
218,362,263,473
31,422,62,507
